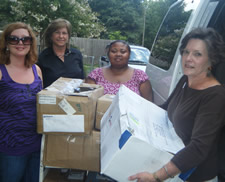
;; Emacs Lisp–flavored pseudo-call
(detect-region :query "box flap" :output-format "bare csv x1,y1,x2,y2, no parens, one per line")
102,136,173,182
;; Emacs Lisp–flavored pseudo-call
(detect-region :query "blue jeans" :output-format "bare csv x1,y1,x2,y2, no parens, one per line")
0,151,40,182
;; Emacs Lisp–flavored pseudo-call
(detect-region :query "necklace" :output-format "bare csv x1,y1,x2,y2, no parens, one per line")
56,50,71,58
56,54,65,58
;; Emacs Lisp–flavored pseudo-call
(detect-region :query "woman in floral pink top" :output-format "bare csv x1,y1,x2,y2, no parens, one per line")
86,40,153,101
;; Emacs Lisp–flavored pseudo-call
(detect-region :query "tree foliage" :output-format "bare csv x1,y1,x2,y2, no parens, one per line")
0,0,190,51
0,0,14,28
140,0,177,49
88,0,143,45
108,31,127,41
150,0,192,69
89,0,179,49
0,0,105,38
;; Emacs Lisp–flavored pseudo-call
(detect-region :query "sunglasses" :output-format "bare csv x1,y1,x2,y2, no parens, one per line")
7,36,32,45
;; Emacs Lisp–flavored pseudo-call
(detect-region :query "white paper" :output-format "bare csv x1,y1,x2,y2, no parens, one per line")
43,114,84,132
58,98,76,115
150,112,184,154
39,95,56,105
118,85,184,154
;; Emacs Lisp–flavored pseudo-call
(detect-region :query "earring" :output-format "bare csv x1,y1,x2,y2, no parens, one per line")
6,47,9,51
207,66,212,76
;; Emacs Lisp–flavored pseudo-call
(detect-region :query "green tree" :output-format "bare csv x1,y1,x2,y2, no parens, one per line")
89,0,144,45
88,0,178,49
108,31,127,40
0,0,105,38
149,0,192,69
0,0,14,28
144,0,177,49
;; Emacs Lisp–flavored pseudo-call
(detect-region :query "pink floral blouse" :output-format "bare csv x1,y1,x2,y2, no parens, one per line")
87,68,149,95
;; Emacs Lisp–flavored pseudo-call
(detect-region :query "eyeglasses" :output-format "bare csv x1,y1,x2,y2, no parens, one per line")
7,36,32,45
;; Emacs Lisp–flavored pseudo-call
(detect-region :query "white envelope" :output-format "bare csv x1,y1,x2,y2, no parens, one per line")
43,114,84,132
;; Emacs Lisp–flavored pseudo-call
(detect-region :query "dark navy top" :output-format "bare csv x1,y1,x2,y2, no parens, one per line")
37,47,84,88
0,64,42,155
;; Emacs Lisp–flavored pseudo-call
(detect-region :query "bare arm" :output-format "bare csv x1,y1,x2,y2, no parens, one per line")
35,64,43,87
129,161,180,182
140,80,153,102
0,69,2,80
85,77,96,84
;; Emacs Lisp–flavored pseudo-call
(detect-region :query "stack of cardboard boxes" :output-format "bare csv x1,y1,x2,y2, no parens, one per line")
36,77,113,180
37,79,184,182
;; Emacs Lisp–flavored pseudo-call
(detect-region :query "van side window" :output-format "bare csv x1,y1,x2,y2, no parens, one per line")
149,1,193,70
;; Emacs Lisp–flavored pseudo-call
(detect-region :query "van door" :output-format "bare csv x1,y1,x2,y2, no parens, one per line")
146,0,223,105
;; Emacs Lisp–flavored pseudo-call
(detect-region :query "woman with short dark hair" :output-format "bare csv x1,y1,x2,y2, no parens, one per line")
129,27,225,182
37,18,84,88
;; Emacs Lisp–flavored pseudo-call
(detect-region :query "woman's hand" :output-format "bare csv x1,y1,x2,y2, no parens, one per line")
128,162,179,182
128,172,155,182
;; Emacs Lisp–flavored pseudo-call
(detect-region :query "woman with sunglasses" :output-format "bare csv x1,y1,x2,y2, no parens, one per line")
37,18,84,88
0,22,43,182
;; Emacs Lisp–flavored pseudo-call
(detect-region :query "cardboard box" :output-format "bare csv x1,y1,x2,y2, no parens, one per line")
95,94,114,130
43,130,100,172
100,85,184,182
37,77,104,135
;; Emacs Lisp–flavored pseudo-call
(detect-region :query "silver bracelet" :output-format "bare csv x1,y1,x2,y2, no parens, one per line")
163,165,174,178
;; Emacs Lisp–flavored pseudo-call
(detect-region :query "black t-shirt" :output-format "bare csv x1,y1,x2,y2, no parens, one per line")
37,47,84,88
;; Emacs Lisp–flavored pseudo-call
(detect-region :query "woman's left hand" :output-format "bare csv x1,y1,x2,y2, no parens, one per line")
128,172,155,182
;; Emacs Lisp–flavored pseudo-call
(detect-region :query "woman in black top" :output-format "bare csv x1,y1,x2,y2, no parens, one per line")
37,18,84,88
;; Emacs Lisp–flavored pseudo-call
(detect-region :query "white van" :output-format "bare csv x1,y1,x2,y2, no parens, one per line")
146,0,225,105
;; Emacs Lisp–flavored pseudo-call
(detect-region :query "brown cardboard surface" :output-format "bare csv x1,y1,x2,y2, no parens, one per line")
95,94,114,130
43,131,100,172
37,77,104,135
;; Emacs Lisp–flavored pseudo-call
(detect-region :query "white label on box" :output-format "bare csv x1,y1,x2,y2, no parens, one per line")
39,95,56,105
67,136,76,143
58,98,76,115
43,114,84,132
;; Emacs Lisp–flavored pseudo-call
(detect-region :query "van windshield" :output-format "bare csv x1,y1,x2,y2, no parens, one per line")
150,0,198,70
129,47,150,64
